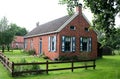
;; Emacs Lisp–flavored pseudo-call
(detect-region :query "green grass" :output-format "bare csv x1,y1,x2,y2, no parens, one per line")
0,50,120,79
4,50,47,62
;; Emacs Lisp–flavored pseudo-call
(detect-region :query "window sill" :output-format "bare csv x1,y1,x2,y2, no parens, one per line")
49,51,56,52
80,51,91,53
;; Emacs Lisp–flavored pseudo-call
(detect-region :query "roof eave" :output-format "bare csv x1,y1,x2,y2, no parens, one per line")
57,12,79,32
24,12,92,38
24,31,58,38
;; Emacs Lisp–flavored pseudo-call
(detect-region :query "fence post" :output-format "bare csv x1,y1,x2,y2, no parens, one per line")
46,60,48,74
7,58,9,66
93,60,96,69
85,62,87,70
5,57,7,65
71,60,74,72
12,62,14,77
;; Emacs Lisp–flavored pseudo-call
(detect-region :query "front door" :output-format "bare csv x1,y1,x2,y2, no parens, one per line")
39,40,42,55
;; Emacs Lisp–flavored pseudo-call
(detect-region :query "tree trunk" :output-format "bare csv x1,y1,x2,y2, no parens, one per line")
2,45,5,53
7,45,10,51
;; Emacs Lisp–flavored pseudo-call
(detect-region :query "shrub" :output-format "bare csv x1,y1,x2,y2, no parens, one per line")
14,59,41,76
28,49,35,55
79,54,91,60
59,56,79,61
31,61,40,71
14,58,27,72
41,54,49,59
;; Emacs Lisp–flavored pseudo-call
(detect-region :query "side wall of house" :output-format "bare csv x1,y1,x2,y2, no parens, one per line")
25,33,60,60
58,14,97,59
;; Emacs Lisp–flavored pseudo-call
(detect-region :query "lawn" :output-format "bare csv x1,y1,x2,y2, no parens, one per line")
0,50,120,79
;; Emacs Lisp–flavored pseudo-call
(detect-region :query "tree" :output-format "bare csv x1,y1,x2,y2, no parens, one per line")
0,17,14,52
9,23,28,36
59,0,120,46
0,17,28,52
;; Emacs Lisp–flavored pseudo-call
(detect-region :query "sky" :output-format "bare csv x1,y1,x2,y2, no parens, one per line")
0,0,120,31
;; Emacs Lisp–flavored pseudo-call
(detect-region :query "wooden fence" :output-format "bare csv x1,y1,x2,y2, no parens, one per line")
0,52,12,73
0,52,96,77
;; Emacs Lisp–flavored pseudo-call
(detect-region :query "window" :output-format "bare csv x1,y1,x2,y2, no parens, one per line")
85,28,89,32
48,36,56,52
62,36,76,52
80,37,92,52
70,26,76,30
30,39,33,49
24,39,27,49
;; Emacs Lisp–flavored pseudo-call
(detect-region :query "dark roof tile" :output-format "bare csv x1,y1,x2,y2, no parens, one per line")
25,15,71,37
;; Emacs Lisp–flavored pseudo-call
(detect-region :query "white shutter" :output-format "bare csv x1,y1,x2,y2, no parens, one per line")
72,37,76,52
80,37,83,51
89,38,92,52
62,36,65,52
48,36,50,51
54,36,56,52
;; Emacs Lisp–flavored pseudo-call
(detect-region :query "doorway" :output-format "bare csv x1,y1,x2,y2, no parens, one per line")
39,40,42,55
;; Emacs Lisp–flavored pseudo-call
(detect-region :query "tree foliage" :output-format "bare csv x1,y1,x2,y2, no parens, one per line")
0,17,28,52
0,17,14,52
59,0,79,15
59,0,120,47
84,0,120,37
9,23,28,36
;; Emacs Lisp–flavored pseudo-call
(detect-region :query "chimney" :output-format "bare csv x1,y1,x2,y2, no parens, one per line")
36,22,39,27
76,3,82,14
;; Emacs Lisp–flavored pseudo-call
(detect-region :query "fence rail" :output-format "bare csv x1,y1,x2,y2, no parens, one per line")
0,52,96,77
0,52,12,73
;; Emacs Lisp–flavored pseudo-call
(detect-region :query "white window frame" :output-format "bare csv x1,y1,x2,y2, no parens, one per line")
70,26,76,30
80,37,92,52
24,39,27,49
48,36,56,52
61,36,76,52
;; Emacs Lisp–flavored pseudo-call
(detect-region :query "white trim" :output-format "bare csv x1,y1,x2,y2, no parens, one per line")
82,13,91,25
57,12,79,32
24,31,58,38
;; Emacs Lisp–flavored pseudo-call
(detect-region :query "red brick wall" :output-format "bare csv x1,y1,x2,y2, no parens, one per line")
25,34,60,60
58,14,97,59
25,13,97,60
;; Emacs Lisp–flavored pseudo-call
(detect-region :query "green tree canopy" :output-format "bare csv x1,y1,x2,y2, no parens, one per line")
0,17,14,52
9,23,28,36
59,0,120,47
0,17,28,52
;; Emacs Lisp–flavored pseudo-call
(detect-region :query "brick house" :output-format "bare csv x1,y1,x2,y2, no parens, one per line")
24,4,97,60
11,36,24,49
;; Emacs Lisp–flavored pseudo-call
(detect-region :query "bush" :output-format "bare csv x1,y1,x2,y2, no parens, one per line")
28,49,35,55
59,56,79,61
102,46,113,55
14,58,41,76
15,58,27,72
41,54,49,59
31,61,40,71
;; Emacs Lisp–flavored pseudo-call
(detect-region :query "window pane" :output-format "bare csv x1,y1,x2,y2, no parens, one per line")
65,37,71,51
48,36,56,52
80,37,92,52
52,37,54,51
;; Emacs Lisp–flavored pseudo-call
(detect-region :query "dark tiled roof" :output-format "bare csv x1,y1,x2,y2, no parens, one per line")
25,15,71,37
